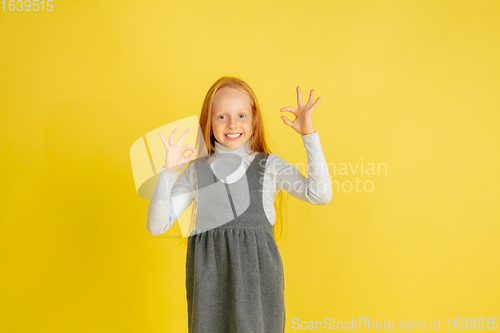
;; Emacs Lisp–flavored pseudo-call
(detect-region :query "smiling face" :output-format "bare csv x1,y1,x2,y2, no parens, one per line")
211,87,254,150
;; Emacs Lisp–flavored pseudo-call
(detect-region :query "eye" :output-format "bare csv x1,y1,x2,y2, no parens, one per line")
218,115,226,120
239,114,246,118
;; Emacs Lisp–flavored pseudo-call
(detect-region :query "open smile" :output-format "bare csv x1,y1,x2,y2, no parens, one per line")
224,133,243,140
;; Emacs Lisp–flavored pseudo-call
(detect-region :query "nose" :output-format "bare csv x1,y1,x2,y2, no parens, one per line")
228,116,238,129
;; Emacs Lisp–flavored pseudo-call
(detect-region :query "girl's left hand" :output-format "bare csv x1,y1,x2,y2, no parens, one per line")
280,86,321,135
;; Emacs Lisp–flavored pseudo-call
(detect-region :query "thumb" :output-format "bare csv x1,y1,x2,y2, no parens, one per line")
281,116,293,128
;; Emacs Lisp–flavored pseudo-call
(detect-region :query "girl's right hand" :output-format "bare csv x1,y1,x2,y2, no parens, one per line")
159,127,197,172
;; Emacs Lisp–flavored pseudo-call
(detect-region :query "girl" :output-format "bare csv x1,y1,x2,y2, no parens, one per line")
147,76,332,333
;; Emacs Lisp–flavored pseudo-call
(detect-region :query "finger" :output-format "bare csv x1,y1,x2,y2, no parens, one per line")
159,133,169,147
296,86,304,108
183,145,197,160
186,150,198,161
177,127,191,146
169,128,178,146
306,89,314,107
310,97,321,111
280,107,297,114
281,115,294,128
182,144,196,152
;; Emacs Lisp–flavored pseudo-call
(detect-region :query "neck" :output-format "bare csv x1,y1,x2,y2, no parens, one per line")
214,140,253,156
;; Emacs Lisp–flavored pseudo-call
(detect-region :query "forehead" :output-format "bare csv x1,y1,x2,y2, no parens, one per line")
212,87,252,111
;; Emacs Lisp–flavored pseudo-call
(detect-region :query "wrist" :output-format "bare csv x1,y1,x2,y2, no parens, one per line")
162,165,180,173
301,128,315,135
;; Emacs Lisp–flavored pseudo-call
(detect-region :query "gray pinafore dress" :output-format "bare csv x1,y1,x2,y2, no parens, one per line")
186,152,286,333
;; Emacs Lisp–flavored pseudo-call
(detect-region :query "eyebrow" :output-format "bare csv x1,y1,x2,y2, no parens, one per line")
213,109,250,115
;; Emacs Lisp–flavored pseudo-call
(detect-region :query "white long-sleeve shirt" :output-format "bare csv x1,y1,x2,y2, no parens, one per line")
146,131,332,236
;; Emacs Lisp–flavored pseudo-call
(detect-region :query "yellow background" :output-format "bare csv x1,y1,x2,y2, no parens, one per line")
1,0,499,332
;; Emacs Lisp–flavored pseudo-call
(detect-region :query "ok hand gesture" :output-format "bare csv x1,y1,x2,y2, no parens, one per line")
159,127,197,172
280,86,321,135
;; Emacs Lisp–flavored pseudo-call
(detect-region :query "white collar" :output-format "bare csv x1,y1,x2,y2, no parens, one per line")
214,140,253,156
211,140,254,183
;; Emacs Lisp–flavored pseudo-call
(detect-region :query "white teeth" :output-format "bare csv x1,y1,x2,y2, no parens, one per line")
225,133,241,138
